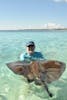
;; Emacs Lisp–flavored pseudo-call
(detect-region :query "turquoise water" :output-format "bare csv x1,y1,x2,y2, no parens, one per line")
0,30,67,100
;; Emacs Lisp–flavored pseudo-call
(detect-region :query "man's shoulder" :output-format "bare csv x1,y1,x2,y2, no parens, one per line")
34,51,42,55
31,51,44,60
34,51,44,58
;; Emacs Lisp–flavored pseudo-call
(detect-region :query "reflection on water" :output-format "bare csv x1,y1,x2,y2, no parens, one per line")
0,31,67,100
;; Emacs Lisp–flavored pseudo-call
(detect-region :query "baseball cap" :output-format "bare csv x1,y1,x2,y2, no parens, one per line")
26,41,35,47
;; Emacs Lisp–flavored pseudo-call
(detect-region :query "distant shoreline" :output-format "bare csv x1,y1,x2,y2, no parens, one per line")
0,29,67,32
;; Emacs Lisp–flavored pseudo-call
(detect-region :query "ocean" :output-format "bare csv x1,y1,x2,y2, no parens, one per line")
0,30,67,100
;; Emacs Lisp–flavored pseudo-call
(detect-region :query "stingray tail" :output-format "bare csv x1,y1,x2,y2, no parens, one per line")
43,82,53,97
34,78,53,97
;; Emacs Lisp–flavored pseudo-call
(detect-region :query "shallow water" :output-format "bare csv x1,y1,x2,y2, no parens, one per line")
0,30,67,100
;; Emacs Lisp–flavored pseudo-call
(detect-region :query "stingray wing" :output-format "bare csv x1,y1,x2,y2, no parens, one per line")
6,60,66,84
6,61,30,75
40,60,66,83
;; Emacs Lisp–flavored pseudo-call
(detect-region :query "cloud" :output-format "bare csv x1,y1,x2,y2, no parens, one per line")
45,23,65,29
65,0,67,2
53,0,62,2
53,0,67,2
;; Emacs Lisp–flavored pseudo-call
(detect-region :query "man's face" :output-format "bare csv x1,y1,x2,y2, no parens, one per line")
26,45,35,54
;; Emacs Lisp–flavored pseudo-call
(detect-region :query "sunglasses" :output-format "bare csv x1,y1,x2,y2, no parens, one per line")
27,45,35,47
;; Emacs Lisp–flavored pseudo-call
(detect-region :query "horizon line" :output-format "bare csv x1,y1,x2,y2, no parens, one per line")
0,28,67,31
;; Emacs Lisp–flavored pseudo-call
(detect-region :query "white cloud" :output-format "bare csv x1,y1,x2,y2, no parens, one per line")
53,0,67,2
0,25,18,30
44,23,65,29
53,0,62,2
65,0,67,2
0,23,65,30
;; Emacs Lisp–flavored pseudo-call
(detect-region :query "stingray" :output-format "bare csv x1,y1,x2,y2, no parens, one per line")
6,60,66,97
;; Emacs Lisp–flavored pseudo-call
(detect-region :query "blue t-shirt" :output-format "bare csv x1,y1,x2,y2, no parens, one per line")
20,51,44,62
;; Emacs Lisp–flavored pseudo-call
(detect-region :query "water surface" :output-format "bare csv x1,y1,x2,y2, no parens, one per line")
0,30,67,100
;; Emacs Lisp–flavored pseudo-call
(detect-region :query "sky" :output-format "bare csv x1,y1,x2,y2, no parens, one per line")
0,0,67,29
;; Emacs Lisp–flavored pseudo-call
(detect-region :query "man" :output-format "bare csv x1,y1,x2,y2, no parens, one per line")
20,41,45,83
20,41,44,62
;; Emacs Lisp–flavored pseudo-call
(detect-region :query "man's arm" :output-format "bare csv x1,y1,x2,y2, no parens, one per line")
20,53,25,61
